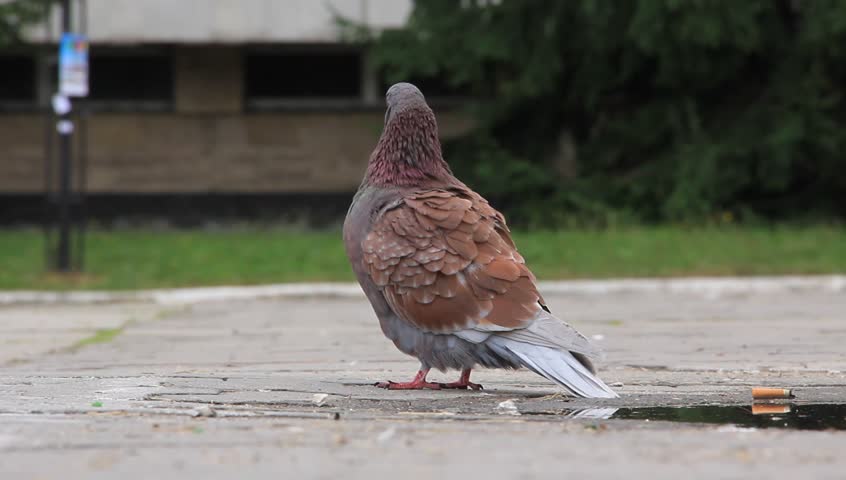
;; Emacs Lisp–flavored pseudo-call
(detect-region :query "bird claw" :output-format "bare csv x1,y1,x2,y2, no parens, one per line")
374,380,442,390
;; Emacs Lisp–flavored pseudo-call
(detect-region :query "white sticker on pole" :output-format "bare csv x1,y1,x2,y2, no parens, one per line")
56,119,75,135
52,94,71,115
59,33,89,97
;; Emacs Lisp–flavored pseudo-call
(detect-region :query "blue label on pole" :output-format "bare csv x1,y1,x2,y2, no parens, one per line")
59,33,89,97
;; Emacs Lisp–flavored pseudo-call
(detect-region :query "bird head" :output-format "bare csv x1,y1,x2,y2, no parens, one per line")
365,82,451,187
384,82,428,126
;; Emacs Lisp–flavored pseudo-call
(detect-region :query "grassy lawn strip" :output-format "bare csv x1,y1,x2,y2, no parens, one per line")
0,226,843,290
68,326,126,352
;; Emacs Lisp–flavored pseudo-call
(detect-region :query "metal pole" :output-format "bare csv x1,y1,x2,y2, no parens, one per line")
75,0,88,272
56,0,73,272
42,0,55,270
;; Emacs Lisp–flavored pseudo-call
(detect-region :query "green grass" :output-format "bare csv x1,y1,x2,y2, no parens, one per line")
0,226,843,290
511,226,846,279
69,327,126,350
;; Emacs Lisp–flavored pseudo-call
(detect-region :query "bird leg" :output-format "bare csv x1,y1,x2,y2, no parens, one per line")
375,368,442,390
440,369,483,390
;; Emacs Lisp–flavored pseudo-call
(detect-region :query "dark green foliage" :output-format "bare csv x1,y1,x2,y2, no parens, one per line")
0,0,50,45
364,0,846,224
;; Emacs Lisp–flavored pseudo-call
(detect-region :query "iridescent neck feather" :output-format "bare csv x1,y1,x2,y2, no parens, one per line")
366,106,452,187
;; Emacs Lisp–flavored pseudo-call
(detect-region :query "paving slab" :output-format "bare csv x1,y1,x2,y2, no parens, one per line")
1,287,845,478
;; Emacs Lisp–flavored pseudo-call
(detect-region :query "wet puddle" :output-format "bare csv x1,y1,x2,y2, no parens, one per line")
611,403,846,430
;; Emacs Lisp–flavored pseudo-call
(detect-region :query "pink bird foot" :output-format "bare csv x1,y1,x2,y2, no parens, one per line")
375,369,441,390
440,369,483,390
375,380,442,390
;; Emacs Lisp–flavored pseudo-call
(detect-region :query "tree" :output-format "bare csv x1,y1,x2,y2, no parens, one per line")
0,0,51,46
358,0,846,225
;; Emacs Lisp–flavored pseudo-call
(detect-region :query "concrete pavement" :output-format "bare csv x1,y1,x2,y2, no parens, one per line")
1,282,845,478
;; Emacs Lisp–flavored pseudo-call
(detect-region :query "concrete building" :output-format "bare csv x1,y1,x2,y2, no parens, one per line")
0,0,470,223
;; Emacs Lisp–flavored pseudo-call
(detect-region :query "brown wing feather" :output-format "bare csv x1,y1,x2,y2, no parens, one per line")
362,186,543,334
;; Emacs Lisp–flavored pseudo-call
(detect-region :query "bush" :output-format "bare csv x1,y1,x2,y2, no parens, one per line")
0,0,50,45
363,0,846,225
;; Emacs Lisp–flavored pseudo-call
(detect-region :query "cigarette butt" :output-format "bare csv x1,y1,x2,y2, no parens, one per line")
752,403,792,415
751,387,794,400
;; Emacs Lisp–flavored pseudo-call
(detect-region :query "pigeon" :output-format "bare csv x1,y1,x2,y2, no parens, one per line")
343,83,618,398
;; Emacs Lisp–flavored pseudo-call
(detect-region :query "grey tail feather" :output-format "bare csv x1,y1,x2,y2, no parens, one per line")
494,339,618,398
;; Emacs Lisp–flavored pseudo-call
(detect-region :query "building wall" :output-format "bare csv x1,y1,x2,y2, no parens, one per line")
27,0,413,44
175,47,243,114
4,1,473,198
0,110,472,194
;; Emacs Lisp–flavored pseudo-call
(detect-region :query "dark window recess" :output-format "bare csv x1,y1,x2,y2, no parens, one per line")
246,53,361,98
89,55,172,101
0,56,36,101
